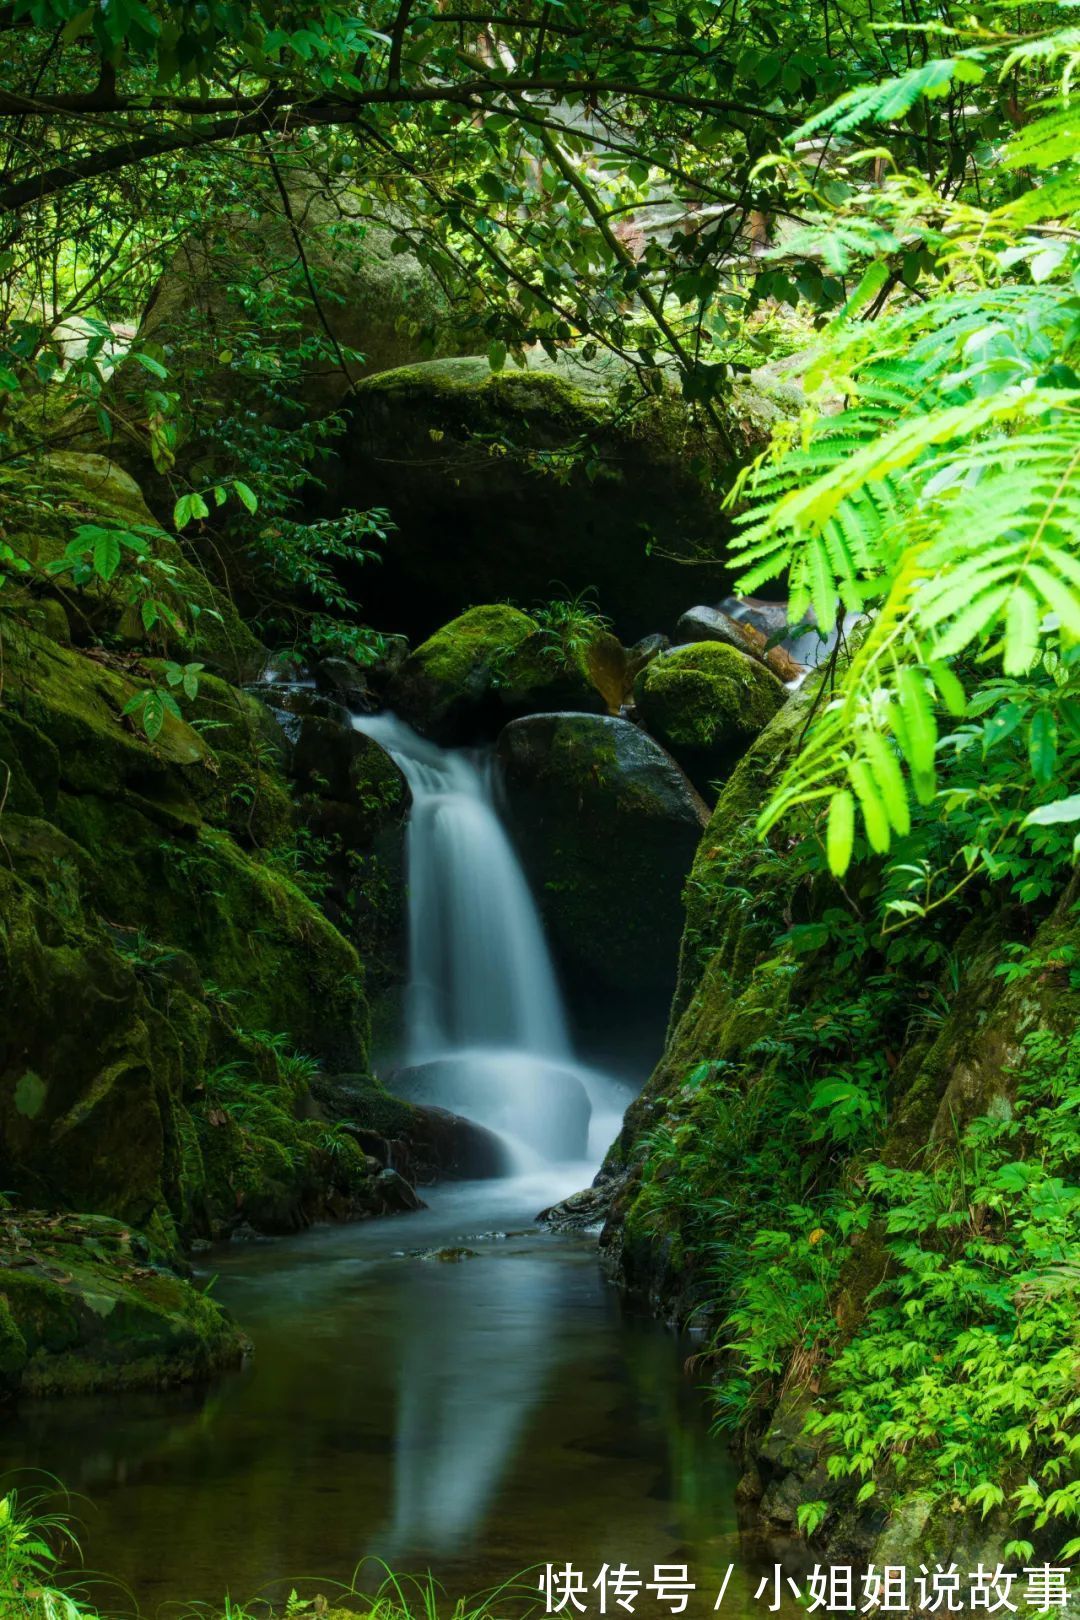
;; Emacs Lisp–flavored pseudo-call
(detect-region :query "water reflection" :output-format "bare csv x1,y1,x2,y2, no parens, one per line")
1,1179,746,1615
385,1243,561,1553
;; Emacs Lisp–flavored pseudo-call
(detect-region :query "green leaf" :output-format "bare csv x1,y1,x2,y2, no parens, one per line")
131,350,169,380
896,667,938,776
141,690,166,741
1004,587,1041,675
862,730,911,836
1024,795,1080,828
232,480,258,514
487,340,507,373
92,529,122,583
927,661,967,718
848,758,891,854
1028,708,1058,787
826,788,855,876
839,261,890,323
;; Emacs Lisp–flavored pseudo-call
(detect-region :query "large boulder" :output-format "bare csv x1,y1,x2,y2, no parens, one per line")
634,641,787,798
330,352,794,641
386,603,612,742
496,713,708,1013
134,201,466,420
0,620,417,1248
11,452,264,681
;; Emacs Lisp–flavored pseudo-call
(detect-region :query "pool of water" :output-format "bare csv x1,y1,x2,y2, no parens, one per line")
0,1171,769,1617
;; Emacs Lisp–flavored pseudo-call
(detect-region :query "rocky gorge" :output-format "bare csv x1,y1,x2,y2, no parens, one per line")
2,61,1079,1611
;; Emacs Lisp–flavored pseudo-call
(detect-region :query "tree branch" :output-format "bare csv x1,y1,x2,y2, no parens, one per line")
257,132,357,390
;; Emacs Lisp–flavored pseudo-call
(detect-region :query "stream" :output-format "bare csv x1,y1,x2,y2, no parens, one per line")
6,1179,747,1614
3,714,762,1615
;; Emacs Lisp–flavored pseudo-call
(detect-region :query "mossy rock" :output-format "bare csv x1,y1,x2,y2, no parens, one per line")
133,200,467,419
497,712,708,1013
11,453,264,680
0,1210,245,1398
601,678,828,1312
334,352,793,642
0,840,199,1242
387,603,609,741
0,620,381,1242
634,640,787,798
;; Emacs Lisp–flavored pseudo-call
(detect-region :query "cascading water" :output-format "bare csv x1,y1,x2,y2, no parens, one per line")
353,712,626,1171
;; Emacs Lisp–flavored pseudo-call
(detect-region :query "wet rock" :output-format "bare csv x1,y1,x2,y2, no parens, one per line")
338,1126,392,1167
537,1183,615,1231
310,1073,417,1141
315,657,372,710
393,1054,590,1164
368,634,411,689
413,1246,478,1262
625,632,670,687
497,712,707,1007
228,1221,275,1245
0,1209,246,1399
404,1104,513,1182
674,605,803,684
634,641,787,799
374,1167,426,1213
717,596,790,641
289,714,409,854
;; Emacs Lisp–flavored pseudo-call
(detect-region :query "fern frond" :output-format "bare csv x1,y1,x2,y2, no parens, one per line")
789,58,987,143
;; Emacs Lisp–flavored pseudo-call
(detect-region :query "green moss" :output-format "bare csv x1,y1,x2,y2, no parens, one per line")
389,602,606,739
0,614,380,1249
0,1210,245,1397
7,453,264,679
606,678,819,1228
0,1292,28,1387
635,641,786,794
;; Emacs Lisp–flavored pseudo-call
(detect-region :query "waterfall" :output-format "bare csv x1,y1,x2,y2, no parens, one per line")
353,713,625,1169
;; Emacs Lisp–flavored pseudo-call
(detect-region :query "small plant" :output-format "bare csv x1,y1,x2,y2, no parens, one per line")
529,587,611,666
0,1486,90,1619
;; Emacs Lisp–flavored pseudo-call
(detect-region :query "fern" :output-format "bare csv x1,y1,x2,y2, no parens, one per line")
789,57,987,142
730,9,1080,881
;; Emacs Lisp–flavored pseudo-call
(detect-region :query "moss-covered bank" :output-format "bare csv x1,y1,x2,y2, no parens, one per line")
598,675,1080,1573
0,462,433,1396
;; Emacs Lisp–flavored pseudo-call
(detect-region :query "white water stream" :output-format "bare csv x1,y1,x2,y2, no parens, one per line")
353,712,627,1171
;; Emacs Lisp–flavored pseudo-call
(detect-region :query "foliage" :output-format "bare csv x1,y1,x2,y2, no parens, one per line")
0,1481,543,1620
0,1488,89,1620
527,588,612,666
804,1024,1080,1548
0,0,1029,418
724,7,1080,901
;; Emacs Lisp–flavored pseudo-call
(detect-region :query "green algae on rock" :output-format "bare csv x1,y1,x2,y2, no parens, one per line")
0,606,419,1257
387,603,609,741
0,1210,246,1399
634,640,788,800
